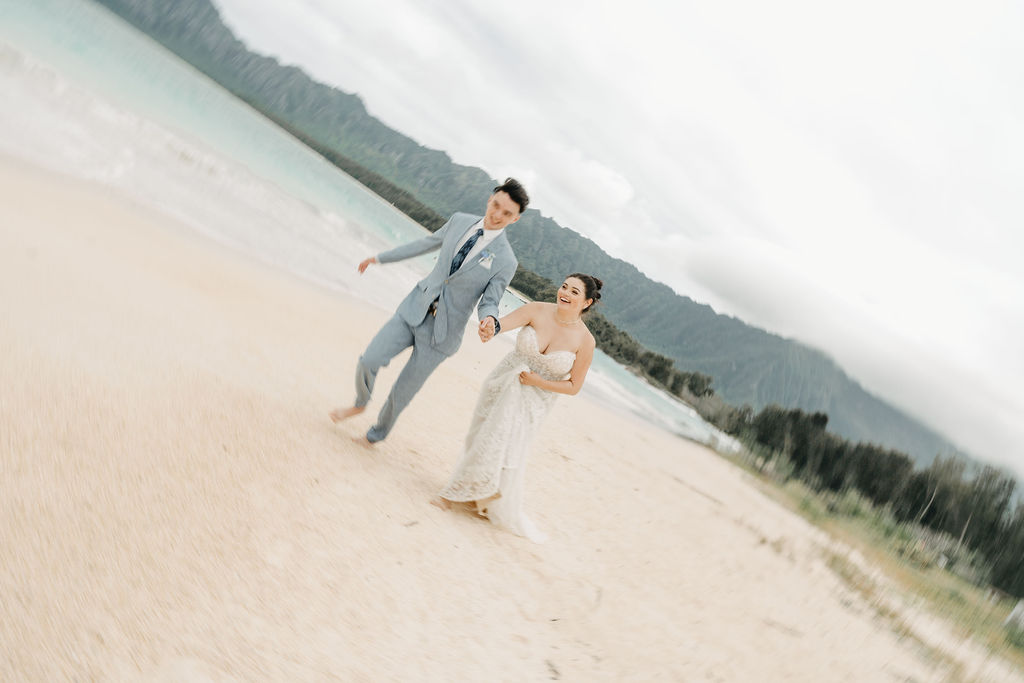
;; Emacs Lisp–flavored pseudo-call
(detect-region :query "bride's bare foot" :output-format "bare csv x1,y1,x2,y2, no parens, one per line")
430,496,498,517
430,497,453,511
329,405,365,423
473,492,502,518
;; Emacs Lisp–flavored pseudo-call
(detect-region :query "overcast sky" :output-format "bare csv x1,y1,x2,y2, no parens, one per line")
213,0,1023,478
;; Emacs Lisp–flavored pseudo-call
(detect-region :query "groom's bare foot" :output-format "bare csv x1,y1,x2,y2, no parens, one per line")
351,434,375,447
329,405,365,423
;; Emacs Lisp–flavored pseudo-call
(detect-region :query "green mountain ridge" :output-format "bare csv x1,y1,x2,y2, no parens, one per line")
91,0,964,464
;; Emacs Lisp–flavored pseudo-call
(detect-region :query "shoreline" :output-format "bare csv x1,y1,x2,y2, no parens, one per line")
2,157,1020,681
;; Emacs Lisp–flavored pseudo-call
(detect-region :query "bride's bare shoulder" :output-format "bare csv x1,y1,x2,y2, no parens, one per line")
525,301,556,318
579,324,597,349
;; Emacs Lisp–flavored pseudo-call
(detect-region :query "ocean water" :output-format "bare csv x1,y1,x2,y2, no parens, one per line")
0,0,739,453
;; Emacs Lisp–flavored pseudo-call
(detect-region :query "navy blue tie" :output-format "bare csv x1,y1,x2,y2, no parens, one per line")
449,228,484,275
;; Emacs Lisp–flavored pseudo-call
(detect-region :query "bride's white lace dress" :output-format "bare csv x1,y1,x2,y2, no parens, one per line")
439,325,575,543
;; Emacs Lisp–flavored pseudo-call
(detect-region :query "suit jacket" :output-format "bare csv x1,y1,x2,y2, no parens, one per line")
377,212,518,356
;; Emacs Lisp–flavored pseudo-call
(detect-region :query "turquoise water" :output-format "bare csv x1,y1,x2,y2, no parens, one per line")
0,0,738,452
1,0,424,246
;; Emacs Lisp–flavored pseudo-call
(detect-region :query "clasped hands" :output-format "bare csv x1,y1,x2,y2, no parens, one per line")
478,317,497,343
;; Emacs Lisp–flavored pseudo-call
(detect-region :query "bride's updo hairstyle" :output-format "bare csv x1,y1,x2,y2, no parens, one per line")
567,273,603,313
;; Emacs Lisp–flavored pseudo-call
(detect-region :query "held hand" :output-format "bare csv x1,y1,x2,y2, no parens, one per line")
478,317,496,343
518,371,542,386
357,256,377,274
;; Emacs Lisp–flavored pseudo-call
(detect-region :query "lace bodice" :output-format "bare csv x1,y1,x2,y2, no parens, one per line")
510,325,575,380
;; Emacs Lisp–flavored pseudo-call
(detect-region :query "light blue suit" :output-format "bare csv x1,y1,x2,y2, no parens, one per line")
356,212,518,442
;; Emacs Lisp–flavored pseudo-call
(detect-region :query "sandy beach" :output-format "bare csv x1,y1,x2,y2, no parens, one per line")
1,156,1020,681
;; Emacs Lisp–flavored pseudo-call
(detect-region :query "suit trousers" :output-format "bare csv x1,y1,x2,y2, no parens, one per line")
355,312,449,443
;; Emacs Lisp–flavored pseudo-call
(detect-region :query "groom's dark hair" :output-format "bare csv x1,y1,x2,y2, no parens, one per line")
493,177,529,214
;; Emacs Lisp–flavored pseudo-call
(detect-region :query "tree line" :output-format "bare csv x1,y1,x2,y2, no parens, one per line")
723,404,1022,598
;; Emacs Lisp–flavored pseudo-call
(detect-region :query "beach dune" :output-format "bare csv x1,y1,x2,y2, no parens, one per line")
1,157,1018,681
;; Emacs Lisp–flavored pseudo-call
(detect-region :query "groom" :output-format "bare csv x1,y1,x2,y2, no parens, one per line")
330,178,528,443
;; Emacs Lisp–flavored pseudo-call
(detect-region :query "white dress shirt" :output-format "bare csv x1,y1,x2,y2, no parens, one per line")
451,219,503,271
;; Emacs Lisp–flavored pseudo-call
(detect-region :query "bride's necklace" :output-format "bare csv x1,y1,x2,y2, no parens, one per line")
555,314,581,326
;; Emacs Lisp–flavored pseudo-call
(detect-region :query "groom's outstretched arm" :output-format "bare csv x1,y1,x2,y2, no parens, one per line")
375,215,455,265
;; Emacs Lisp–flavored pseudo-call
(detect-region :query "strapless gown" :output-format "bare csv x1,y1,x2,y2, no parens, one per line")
439,325,575,542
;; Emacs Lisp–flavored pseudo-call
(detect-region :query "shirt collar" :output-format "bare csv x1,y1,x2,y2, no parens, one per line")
474,218,502,237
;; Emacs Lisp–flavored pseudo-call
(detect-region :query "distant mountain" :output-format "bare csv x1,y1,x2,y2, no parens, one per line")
91,0,963,464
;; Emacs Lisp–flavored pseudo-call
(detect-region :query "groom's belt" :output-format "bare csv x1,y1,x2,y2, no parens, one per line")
428,298,439,317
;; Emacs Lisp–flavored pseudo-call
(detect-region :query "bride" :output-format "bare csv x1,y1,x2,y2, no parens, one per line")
433,273,602,542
